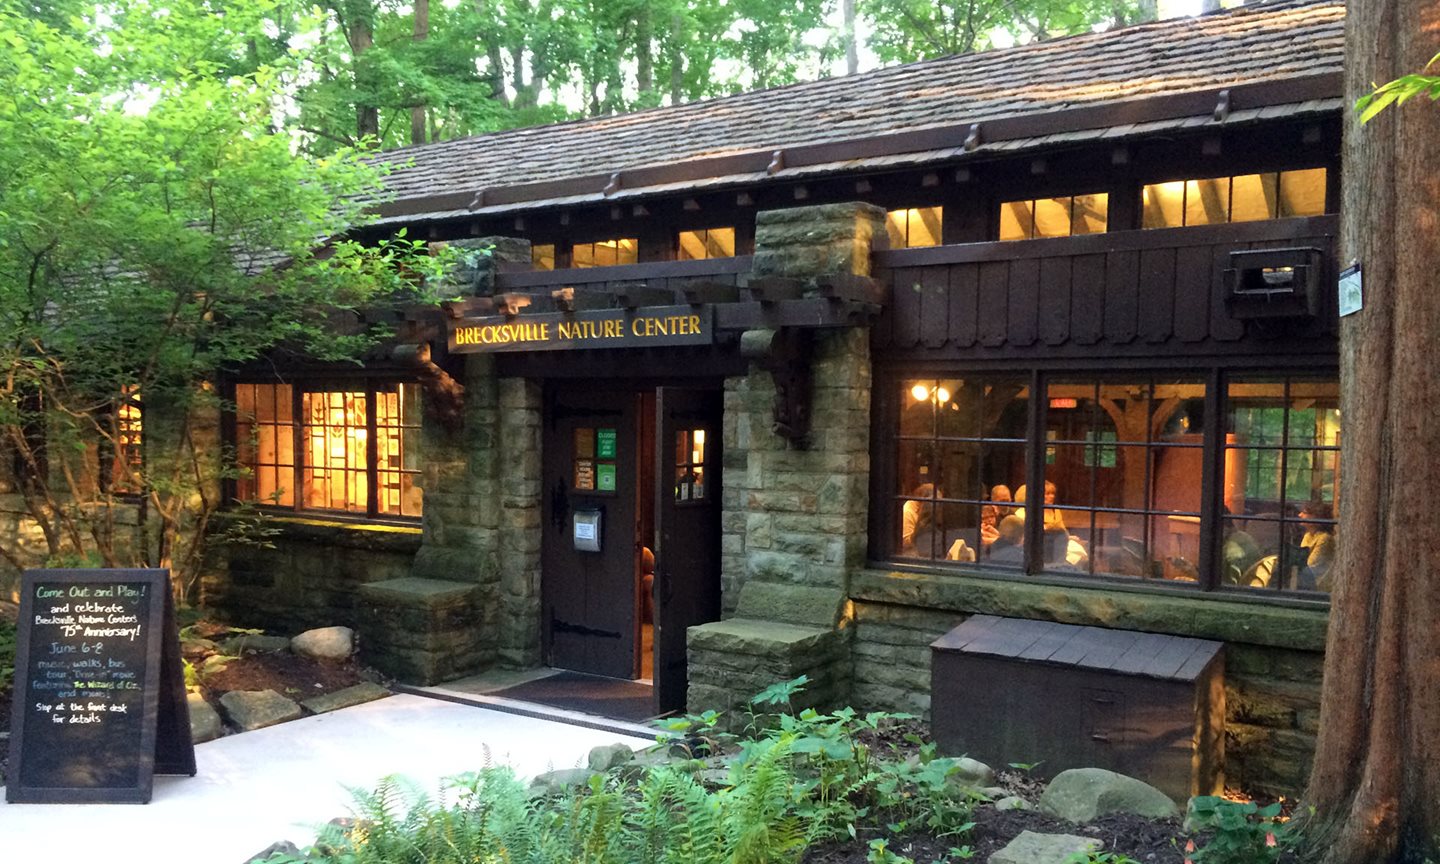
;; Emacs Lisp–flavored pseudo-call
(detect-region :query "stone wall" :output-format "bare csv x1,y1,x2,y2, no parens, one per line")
849,569,1327,797
209,518,422,634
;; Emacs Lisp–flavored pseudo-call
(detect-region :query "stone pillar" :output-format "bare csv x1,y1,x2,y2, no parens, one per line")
360,238,544,682
690,202,883,717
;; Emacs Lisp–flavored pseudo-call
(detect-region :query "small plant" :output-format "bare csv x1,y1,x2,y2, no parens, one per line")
1185,796,1297,864
868,838,916,864
1066,851,1142,864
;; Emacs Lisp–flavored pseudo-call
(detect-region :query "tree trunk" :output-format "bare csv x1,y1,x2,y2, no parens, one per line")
669,12,684,104
1302,0,1440,861
339,1,380,141
410,0,429,145
843,0,858,75
636,5,655,102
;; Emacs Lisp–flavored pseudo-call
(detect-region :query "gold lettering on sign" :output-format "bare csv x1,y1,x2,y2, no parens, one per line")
453,310,705,351
453,322,551,346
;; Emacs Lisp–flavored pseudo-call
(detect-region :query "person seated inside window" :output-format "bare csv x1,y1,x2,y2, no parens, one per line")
901,483,937,553
980,484,1013,547
1221,506,1263,585
1015,481,1067,531
1296,500,1337,592
988,515,1025,565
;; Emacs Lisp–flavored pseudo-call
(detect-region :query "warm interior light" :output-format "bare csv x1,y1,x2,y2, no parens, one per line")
911,384,930,402
935,387,951,403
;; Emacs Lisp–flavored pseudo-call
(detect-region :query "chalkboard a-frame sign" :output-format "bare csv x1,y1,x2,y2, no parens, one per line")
6,569,195,804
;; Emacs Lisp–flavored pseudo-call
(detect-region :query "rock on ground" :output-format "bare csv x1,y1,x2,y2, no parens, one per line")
219,634,293,655
219,689,303,732
587,743,635,771
188,692,224,744
529,768,599,794
1038,767,1179,822
291,626,355,661
301,682,391,715
992,795,1034,811
988,830,1102,864
245,840,299,863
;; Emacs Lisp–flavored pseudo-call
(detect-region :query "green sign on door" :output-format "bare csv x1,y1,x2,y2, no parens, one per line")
596,428,617,459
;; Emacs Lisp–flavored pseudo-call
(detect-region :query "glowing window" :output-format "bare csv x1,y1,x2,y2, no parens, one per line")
1143,169,1328,229
999,194,1109,241
532,243,555,271
886,207,942,249
572,238,638,268
677,227,736,260
108,385,144,495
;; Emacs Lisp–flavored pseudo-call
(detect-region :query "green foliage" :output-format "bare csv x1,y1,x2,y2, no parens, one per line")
1186,796,1298,864
1357,52,1440,124
858,0,1145,63
1065,852,1142,864
0,617,16,692
270,679,977,864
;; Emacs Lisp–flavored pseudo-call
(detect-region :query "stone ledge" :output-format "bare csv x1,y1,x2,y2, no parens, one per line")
853,569,1328,652
360,577,479,609
216,512,423,553
689,618,839,656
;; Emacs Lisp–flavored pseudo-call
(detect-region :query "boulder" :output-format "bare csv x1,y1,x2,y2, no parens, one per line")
291,626,355,661
988,831,1102,864
220,634,293,655
993,796,1034,811
188,693,224,744
978,786,1009,800
529,768,599,794
301,682,391,715
219,689,303,732
587,743,635,772
1038,768,1179,823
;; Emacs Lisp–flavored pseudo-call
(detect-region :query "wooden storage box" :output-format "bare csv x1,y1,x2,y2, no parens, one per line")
930,615,1225,801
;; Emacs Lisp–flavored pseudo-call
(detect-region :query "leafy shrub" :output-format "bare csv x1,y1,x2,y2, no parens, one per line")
270,677,978,864
1185,796,1297,864
0,617,15,692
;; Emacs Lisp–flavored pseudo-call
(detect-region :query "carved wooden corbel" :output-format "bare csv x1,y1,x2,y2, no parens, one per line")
394,341,464,433
740,328,814,448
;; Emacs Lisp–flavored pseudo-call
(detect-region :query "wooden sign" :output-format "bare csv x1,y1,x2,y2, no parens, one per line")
6,569,195,804
447,305,713,353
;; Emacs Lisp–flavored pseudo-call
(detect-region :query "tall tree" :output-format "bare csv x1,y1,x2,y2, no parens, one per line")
860,0,1144,61
0,0,444,600
1301,0,1440,859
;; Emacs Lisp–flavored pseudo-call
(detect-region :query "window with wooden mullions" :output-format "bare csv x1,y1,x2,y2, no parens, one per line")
881,372,1340,597
677,227,735,260
572,238,638,268
233,382,423,519
886,207,942,249
1141,168,1327,229
999,194,1108,241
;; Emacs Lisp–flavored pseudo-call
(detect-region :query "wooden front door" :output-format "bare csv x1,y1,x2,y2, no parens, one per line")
653,387,723,713
541,385,639,679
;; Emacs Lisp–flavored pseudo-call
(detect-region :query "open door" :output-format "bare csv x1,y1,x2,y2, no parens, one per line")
541,386,639,679
653,387,723,713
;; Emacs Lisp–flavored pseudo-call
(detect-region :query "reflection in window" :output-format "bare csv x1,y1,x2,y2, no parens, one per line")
572,238,638,268
886,207,943,249
894,378,1029,565
1222,378,1339,593
999,194,1109,241
108,385,144,494
235,383,295,506
532,243,556,271
234,382,422,518
674,428,707,502
677,227,736,260
1142,168,1327,229
1042,379,1207,582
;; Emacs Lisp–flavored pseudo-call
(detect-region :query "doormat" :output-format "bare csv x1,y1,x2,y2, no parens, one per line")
488,671,656,723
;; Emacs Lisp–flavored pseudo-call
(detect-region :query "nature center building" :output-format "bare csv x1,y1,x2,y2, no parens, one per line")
209,0,1345,797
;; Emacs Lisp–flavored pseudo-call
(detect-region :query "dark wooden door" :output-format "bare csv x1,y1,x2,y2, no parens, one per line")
541,385,638,679
653,387,723,713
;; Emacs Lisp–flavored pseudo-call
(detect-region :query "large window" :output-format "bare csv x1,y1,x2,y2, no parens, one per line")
1142,168,1327,229
884,372,1339,597
107,385,144,494
234,382,422,519
894,378,1029,566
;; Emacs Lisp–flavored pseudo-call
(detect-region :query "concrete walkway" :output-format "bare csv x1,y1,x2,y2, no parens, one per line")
0,693,655,864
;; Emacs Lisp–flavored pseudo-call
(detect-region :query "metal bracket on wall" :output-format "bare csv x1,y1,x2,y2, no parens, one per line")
740,327,815,449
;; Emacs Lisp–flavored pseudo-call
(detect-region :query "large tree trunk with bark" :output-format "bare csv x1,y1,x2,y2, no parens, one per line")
410,0,429,146
1303,0,1440,861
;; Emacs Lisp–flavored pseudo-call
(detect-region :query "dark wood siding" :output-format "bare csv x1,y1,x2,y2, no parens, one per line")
873,216,1338,363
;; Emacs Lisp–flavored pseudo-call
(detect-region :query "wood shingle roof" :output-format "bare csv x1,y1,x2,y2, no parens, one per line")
372,0,1344,223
